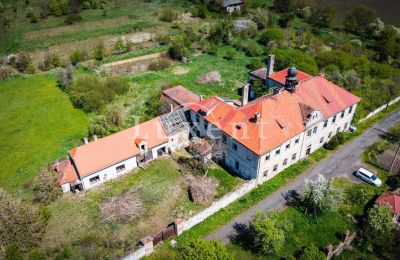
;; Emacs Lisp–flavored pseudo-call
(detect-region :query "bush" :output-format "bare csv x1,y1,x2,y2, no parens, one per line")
57,63,73,90
69,49,88,65
243,41,263,57
386,175,400,191
179,238,233,259
82,1,91,9
272,48,318,75
148,58,171,71
39,52,61,71
28,248,46,260
67,76,129,112
168,35,191,61
30,12,39,23
205,44,218,55
343,5,377,37
159,8,177,22
8,52,32,73
252,8,269,30
113,37,127,55
258,28,284,45
32,166,62,204
4,244,22,260
48,0,69,16
0,189,46,251
193,5,207,19
64,13,82,24
298,244,326,260
324,132,346,150
246,57,263,70
94,41,106,61
224,49,237,60
0,65,18,80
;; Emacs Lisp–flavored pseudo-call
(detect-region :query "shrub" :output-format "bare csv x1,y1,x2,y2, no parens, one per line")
272,48,318,75
8,52,32,73
67,76,129,112
64,13,82,24
243,41,263,57
57,63,74,90
27,248,46,260
208,20,232,44
168,35,191,61
113,37,127,54
88,115,110,137
0,2,4,13
32,166,62,204
39,52,61,71
82,1,91,9
224,49,237,60
69,49,88,65
4,244,22,260
258,28,284,45
324,132,346,150
205,43,218,55
159,8,177,22
148,58,171,71
30,12,39,23
0,189,46,251
252,8,269,30
48,0,69,16
94,41,106,61
298,244,326,260
308,6,335,30
246,57,263,70
343,5,377,36
0,65,18,80
193,5,207,19
179,238,233,260
273,0,295,13
386,174,400,191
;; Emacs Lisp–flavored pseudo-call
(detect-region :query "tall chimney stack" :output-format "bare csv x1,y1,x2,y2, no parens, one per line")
242,83,250,106
266,54,275,77
84,137,89,144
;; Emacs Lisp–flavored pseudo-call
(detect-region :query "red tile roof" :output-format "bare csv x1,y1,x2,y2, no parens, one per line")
249,68,311,84
162,85,201,107
69,117,168,177
190,71,360,155
53,159,79,185
375,191,400,214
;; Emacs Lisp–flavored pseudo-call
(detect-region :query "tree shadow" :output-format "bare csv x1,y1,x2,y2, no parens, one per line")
229,222,255,251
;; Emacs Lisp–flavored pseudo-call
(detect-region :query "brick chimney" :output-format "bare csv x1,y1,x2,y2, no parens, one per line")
265,54,275,88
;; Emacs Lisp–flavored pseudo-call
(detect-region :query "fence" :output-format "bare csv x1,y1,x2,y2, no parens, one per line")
359,96,400,123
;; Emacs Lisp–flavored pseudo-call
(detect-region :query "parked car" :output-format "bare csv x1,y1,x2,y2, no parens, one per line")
355,168,382,186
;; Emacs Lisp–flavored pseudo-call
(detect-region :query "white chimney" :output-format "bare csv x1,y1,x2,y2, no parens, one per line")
93,135,98,141
170,104,174,113
266,54,275,78
254,112,260,122
242,83,250,106
84,137,89,144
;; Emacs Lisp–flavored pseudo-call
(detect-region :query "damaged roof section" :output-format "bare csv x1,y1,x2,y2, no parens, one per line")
160,108,190,136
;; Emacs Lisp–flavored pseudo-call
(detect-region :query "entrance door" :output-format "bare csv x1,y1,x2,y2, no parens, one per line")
306,145,311,156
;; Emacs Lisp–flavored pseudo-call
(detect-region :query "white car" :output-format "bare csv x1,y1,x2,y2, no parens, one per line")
355,168,382,187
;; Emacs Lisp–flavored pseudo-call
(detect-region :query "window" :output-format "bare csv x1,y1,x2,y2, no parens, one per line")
276,149,280,155
283,158,288,166
222,135,227,143
341,111,345,118
232,143,237,151
295,137,300,144
204,120,209,129
116,164,126,173
235,161,240,170
332,115,337,123
344,123,348,129
195,114,200,122
273,164,278,172
89,175,100,184
328,132,332,138
323,121,328,127
292,153,296,160
348,105,353,114
320,137,324,143
286,142,290,149
307,129,312,137
263,170,268,177
265,153,270,161
313,126,318,134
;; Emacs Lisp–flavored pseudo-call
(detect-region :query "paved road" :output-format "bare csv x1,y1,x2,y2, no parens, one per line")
206,108,400,244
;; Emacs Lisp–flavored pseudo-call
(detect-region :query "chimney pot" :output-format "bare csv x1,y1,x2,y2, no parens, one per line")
84,137,89,144
242,83,250,106
93,135,98,141
254,112,260,122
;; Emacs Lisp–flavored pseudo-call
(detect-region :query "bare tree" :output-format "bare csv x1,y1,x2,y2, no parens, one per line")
100,188,143,222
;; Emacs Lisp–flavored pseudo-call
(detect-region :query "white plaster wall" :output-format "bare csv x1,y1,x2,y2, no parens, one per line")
81,156,138,190
225,137,259,179
168,129,190,151
61,183,71,193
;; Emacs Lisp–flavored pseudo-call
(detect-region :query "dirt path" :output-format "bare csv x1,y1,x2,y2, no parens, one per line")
101,51,167,68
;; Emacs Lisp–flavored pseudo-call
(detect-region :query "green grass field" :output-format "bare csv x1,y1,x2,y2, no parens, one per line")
0,74,88,192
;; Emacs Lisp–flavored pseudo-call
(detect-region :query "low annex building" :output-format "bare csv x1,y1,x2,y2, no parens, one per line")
55,110,189,192
189,67,360,182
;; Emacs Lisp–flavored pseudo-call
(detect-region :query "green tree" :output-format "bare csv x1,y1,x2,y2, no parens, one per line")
298,244,325,260
386,174,400,191
32,166,62,204
366,204,394,248
49,0,69,16
258,28,285,45
179,238,232,260
94,41,106,60
0,189,46,251
250,211,286,255
252,8,269,30
168,35,191,61
273,0,295,13
4,244,23,260
343,5,377,37
113,37,126,54
209,19,232,44
376,25,400,61
308,6,335,30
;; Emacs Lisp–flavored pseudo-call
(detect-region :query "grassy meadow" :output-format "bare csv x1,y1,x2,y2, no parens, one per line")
0,74,88,192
